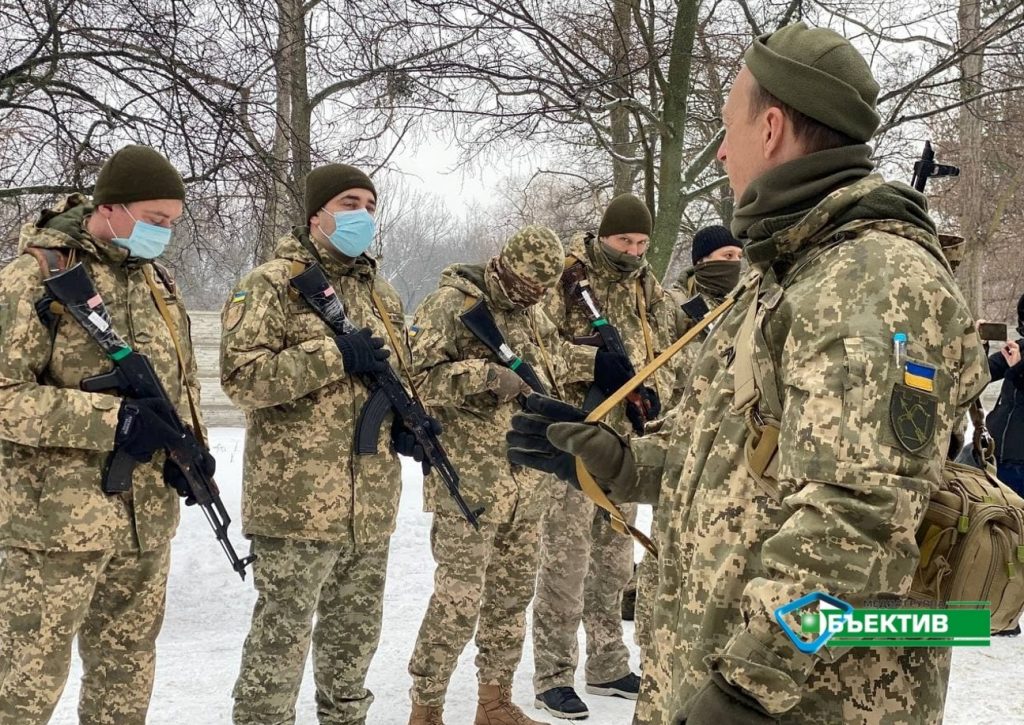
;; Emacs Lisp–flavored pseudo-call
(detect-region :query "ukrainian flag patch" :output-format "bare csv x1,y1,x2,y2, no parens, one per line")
904,361,936,392
231,291,247,304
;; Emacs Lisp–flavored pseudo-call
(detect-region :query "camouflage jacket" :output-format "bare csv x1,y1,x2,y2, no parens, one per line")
545,233,691,436
0,194,201,552
411,261,579,523
220,230,408,544
628,177,989,724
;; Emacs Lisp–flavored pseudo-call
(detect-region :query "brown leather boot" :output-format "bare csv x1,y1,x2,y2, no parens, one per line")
408,702,446,725
474,683,546,725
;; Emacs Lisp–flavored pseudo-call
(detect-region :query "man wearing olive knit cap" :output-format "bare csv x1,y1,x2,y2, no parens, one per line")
507,22,988,724
530,194,690,720
0,144,203,723
225,162,422,724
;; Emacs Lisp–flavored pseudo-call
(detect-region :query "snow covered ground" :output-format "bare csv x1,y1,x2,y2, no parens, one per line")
49,427,1023,724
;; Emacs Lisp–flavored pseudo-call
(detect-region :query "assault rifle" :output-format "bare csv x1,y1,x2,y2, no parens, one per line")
43,264,255,579
289,263,482,529
561,263,660,434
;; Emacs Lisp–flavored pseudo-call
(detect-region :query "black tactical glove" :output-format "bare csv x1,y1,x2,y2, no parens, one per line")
114,398,182,463
593,350,661,434
335,327,390,375
391,415,443,475
625,385,661,435
673,673,777,725
507,393,634,494
163,447,217,506
593,349,633,394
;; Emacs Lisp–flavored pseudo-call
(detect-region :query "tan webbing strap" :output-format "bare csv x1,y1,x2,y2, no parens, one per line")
732,293,761,414
574,280,756,557
142,265,206,446
730,273,781,480
371,286,424,405
634,279,655,365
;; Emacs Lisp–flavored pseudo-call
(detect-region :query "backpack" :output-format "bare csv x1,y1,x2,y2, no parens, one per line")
734,234,1024,634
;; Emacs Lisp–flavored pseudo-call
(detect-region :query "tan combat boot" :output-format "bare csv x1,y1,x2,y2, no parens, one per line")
408,702,446,725
474,683,546,725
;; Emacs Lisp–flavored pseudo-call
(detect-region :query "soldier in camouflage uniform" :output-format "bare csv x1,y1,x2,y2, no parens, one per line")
407,226,582,725
224,164,422,725
509,22,989,725
624,225,744,654
532,195,688,720
672,225,743,305
0,146,200,724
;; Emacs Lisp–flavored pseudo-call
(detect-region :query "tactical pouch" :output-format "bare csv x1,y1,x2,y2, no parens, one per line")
911,462,1024,632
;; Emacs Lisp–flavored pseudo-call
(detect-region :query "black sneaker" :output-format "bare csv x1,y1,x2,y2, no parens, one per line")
585,672,641,700
534,686,589,720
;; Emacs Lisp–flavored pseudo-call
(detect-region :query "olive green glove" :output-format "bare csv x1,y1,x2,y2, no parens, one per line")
674,673,777,725
507,393,637,498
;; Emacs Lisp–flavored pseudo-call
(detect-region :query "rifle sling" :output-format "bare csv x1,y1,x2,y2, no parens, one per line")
142,265,205,447
575,281,754,557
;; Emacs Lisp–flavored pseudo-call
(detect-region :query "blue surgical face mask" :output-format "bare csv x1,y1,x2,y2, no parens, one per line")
323,208,375,258
108,206,172,259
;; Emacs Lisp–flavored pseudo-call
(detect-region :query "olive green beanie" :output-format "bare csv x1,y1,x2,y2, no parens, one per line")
92,145,186,205
304,163,376,222
598,194,653,237
744,22,880,142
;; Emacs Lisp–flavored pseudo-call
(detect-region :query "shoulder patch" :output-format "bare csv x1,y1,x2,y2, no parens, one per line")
224,291,247,331
890,383,937,455
903,360,936,393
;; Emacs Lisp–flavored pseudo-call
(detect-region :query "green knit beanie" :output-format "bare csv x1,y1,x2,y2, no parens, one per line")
304,163,377,222
744,22,880,142
598,194,652,237
92,145,185,205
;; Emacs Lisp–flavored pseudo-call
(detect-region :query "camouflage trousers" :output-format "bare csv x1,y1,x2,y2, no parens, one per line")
0,544,170,725
232,535,390,725
532,486,636,694
634,535,657,655
408,511,541,707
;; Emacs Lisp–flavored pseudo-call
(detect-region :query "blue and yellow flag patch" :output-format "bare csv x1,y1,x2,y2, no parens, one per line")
904,361,936,392
231,290,247,304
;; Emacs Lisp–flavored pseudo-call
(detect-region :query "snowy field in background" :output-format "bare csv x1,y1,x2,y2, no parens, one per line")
50,427,1022,724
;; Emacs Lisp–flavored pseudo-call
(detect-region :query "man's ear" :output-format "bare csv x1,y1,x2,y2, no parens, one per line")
762,106,789,160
